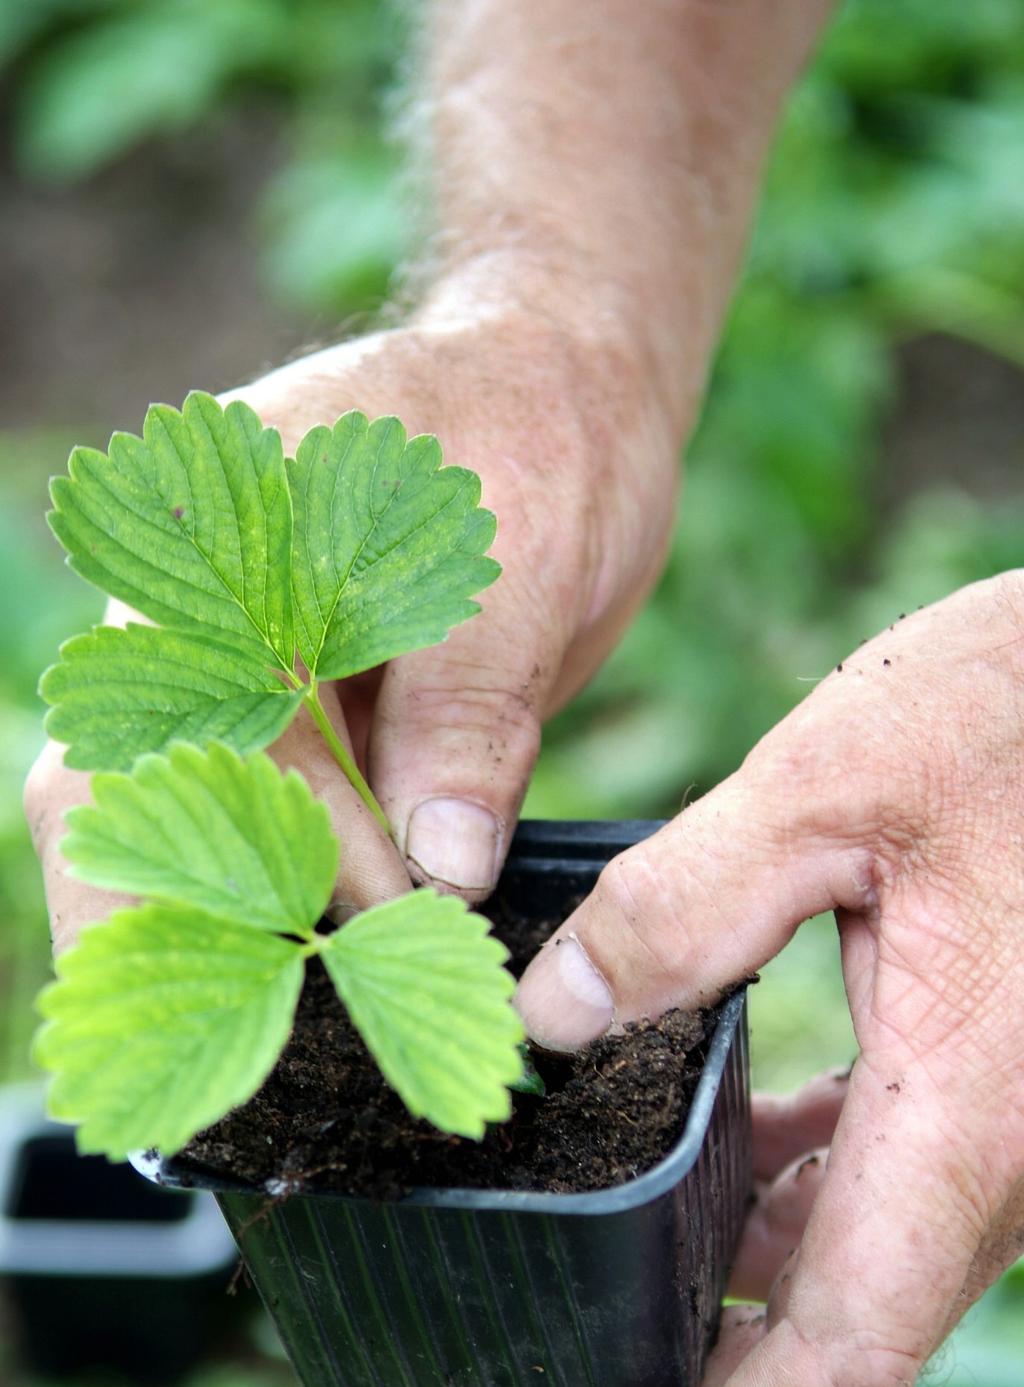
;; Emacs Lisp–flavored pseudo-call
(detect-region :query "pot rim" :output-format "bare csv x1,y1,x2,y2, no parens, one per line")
130,989,746,1217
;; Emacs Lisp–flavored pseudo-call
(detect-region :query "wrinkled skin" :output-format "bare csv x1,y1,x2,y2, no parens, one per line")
24,315,1024,1383
24,310,679,950
24,0,1022,1377
24,318,1024,1383
516,573,1024,1385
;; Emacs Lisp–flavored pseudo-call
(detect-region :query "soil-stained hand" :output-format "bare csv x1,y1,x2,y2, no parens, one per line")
24,308,678,950
21,0,826,956
515,572,1024,1386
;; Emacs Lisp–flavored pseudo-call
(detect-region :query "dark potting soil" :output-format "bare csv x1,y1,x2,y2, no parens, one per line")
181,897,711,1199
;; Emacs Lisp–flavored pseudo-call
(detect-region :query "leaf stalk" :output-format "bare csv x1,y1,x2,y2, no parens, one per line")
303,684,391,834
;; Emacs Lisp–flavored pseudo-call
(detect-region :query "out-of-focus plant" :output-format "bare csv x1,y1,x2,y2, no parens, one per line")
4,0,408,313
3,0,1023,1027
2,0,1023,1373
0,478,101,1083
3,0,1022,1036
526,0,1024,818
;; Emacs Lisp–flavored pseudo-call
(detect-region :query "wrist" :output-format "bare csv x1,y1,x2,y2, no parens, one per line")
410,248,698,441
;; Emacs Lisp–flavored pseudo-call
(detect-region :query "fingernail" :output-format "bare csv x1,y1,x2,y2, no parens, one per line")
514,936,614,1051
405,797,501,895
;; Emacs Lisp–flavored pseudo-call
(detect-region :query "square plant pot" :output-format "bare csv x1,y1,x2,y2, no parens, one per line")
132,820,752,1387
0,1083,238,1383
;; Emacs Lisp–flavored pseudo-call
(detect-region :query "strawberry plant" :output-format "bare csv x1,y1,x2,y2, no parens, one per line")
33,393,528,1160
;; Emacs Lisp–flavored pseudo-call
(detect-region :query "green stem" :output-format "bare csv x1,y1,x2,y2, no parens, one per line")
303,683,391,835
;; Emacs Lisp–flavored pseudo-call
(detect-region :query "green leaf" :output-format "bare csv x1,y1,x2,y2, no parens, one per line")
509,1043,546,1098
41,623,304,771
48,392,294,667
289,412,501,681
61,744,337,937
320,891,523,1138
34,904,305,1161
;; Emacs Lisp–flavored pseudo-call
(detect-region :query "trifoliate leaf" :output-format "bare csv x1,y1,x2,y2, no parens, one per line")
48,392,294,667
41,624,304,771
320,891,524,1138
61,744,337,937
34,904,305,1161
289,412,501,681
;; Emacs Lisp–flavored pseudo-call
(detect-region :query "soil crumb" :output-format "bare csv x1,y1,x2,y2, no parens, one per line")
182,897,712,1199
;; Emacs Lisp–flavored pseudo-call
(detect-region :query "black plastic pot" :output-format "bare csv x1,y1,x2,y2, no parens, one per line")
134,820,752,1387
0,1084,238,1383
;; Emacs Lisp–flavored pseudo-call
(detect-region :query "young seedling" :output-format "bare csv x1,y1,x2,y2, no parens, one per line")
34,393,531,1161
34,744,524,1159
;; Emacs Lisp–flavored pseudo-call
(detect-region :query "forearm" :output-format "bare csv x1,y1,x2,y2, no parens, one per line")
411,0,833,427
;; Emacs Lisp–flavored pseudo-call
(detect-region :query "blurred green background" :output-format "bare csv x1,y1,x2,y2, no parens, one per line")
1,0,1022,1383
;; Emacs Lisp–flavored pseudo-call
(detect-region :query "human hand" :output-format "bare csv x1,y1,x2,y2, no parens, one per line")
515,572,1024,1385
25,299,680,951
24,0,828,957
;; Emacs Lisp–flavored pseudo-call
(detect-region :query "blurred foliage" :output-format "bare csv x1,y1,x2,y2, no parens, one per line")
4,0,408,310
0,0,1023,1381
526,0,1024,820
0,469,100,1086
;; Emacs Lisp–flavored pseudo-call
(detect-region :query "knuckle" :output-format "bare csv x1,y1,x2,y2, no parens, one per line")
741,684,927,862
403,678,542,765
742,572,1024,880
843,1336,926,1387
829,1345,921,1387
592,850,691,990
780,1317,924,1387
742,710,863,836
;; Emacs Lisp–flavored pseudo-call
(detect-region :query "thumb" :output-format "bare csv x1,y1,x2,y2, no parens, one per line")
721,1053,994,1387
367,588,557,904
514,770,874,1050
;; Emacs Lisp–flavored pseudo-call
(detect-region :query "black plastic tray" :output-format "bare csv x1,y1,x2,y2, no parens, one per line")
0,1085,237,1383
134,820,752,1387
